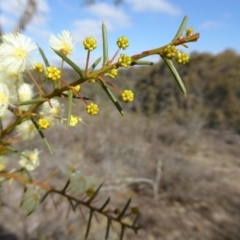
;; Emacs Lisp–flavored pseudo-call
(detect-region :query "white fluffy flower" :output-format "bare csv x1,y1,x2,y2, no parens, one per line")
18,83,34,111
0,66,24,85
49,30,74,55
21,187,41,213
0,82,10,117
69,114,84,127
19,148,40,171
69,171,96,195
0,67,23,102
39,99,63,126
0,109,15,130
69,171,86,194
16,119,37,140
0,33,38,75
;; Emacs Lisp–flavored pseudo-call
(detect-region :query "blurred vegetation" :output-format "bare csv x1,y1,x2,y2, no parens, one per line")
131,50,240,130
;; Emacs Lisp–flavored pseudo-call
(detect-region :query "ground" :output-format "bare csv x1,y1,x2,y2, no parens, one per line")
1,108,240,240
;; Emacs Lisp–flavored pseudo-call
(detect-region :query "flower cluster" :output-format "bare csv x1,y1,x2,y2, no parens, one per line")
34,62,44,73
186,27,194,37
38,118,50,129
16,120,38,140
0,29,137,152
69,171,96,196
49,30,74,55
83,37,97,51
108,68,118,79
176,52,189,64
73,85,81,92
86,103,99,116
39,99,63,126
162,44,189,64
21,187,41,213
18,83,34,111
69,115,83,127
45,66,61,81
117,36,129,50
0,33,38,75
162,45,178,59
118,54,131,68
121,90,134,103
19,148,40,171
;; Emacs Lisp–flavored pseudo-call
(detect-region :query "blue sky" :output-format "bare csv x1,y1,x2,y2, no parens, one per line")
0,0,239,65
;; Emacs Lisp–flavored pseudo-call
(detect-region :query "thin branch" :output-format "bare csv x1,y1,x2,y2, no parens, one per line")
13,0,37,33
153,159,162,201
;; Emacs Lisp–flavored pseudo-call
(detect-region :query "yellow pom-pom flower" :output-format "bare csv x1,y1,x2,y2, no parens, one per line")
118,54,131,68
175,52,189,64
117,36,129,50
34,62,44,73
45,66,61,81
86,103,99,116
88,78,95,83
186,27,194,37
70,115,79,127
162,45,178,59
108,68,118,79
83,37,97,51
73,85,81,92
38,118,50,129
121,90,134,103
